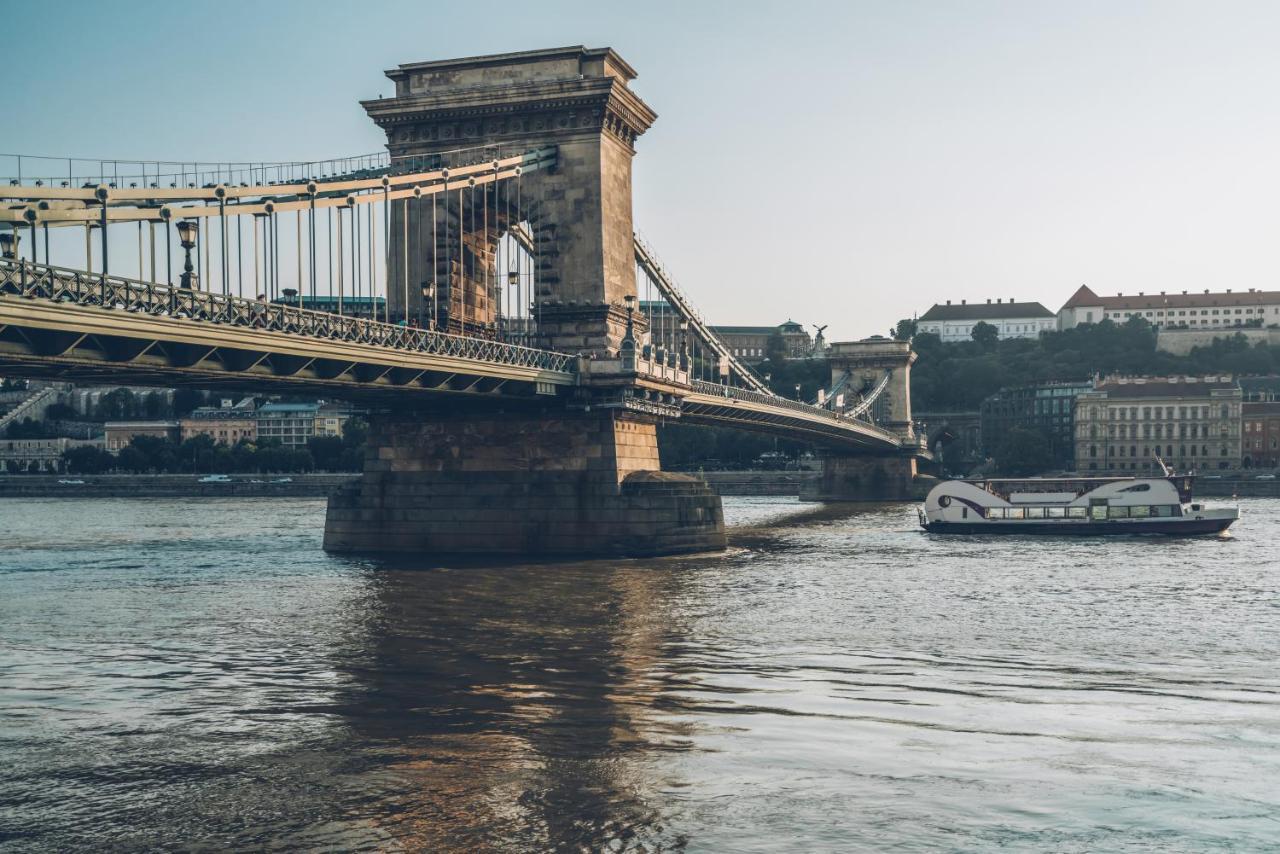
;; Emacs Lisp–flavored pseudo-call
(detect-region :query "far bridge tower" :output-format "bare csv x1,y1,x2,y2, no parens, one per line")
802,338,926,501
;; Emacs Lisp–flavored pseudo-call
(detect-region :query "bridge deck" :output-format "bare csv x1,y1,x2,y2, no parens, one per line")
0,259,920,453
0,260,574,402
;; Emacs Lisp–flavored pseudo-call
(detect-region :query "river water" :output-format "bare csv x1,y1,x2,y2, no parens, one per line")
1,495,1278,851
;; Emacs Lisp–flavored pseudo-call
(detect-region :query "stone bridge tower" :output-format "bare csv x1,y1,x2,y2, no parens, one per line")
325,47,724,558
827,338,916,442
802,337,926,501
363,46,655,356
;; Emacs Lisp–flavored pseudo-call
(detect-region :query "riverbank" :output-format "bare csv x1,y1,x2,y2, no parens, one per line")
1196,477,1280,497
0,473,357,498
0,470,814,499
694,470,807,495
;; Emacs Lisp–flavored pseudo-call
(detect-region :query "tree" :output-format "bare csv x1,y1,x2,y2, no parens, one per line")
341,416,368,449
117,445,150,473
971,321,999,350
94,388,138,421
995,427,1054,476
307,435,346,471
178,434,217,473
62,445,113,474
765,330,788,364
143,391,165,419
6,418,52,439
891,318,918,341
173,388,206,417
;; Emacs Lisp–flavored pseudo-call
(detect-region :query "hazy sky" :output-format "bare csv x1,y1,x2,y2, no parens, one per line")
8,0,1280,340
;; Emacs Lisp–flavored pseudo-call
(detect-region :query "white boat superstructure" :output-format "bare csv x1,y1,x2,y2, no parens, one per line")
920,475,1237,535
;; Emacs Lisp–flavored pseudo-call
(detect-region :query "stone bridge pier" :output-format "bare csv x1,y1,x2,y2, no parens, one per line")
324,407,724,557
326,46,725,558
802,338,928,501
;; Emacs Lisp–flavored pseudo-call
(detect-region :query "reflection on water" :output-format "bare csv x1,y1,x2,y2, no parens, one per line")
2,496,1280,850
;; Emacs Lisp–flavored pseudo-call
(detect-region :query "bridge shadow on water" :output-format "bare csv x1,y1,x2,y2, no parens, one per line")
296,500,890,849
314,552,705,851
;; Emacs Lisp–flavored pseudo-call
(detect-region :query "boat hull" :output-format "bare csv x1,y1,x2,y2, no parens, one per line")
922,517,1235,536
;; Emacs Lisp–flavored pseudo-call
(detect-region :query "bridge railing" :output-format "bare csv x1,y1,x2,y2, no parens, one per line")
0,260,576,375
0,143,534,190
691,380,846,420
690,380,906,445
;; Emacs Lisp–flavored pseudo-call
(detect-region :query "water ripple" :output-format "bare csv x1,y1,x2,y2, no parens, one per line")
1,496,1279,850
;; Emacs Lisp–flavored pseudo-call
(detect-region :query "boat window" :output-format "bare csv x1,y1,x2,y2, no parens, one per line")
1007,508,1025,519
1090,505,1107,520
1119,483,1151,492
1068,507,1087,518
962,507,968,519
1130,505,1151,518
1108,506,1130,518
1024,507,1046,519
1047,507,1067,518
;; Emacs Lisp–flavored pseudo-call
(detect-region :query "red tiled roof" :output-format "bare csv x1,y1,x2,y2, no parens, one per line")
1060,284,1101,310
1062,289,1280,311
1092,378,1238,398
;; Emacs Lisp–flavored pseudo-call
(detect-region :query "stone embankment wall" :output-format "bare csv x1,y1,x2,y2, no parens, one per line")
0,473,356,498
694,471,808,495
1156,327,1278,355
0,470,947,501
1195,478,1280,497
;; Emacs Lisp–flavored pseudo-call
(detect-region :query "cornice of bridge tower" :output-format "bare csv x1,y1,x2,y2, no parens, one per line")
361,46,656,153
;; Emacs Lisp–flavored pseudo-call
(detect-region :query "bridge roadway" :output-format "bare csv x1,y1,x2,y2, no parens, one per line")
0,259,906,453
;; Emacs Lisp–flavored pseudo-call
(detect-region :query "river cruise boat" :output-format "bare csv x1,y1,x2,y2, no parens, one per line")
919,474,1237,535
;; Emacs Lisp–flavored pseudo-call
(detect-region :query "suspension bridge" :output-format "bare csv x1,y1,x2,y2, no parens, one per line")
0,45,927,557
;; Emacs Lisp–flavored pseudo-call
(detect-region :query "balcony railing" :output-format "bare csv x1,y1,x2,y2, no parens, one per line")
0,260,576,375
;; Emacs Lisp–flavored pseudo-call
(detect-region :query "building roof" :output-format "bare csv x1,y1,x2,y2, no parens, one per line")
1089,377,1238,399
103,421,179,429
258,403,320,414
187,397,256,419
710,324,809,336
1060,287,1280,312
710,325,774,335
918,300,1054,321
1239,376,1280,393
1060,284,1102,310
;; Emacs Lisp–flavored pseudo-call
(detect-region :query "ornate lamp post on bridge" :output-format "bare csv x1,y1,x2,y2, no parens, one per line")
621,294,637,371
507,270,520,340
678,318,690,371
0,231,18,261
420,281,436,330
177,220,199,291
